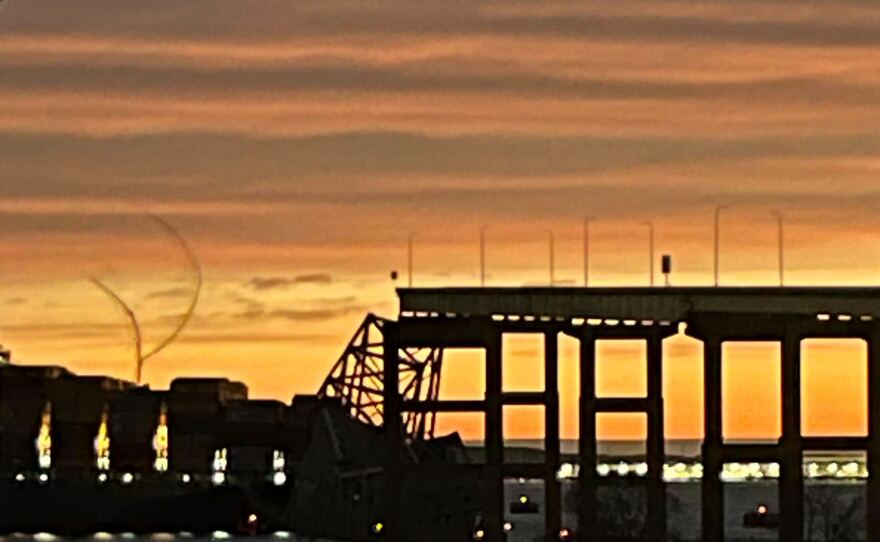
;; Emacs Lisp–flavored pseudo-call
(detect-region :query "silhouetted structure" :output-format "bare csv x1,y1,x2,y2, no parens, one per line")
6,286,880,541
380,286,880,542
0,359,476,538
318,314,444,439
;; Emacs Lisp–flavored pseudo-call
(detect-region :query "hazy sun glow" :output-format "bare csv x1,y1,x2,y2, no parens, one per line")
1,0,879,440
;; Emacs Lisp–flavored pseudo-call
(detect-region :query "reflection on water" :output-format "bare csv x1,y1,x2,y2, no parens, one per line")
0,479,866,542
0,535,335,542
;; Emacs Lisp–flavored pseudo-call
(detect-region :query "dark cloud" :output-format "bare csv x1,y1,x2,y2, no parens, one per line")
308,295,358,307
2,62,878,107
3,131,879,201
0,0,877,282
2,129,880,249
232,303,369,323
177,332,335,344
4,296,26,305
247,277,290,291
269,306,368,322
146,311,221,328
233,307,266,321
3,0,880,48
227,292,264,311
248,273,332,290
0,321,129,336
144,287,192,299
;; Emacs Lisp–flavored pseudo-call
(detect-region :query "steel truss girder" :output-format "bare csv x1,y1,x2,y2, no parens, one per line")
317,314,443,439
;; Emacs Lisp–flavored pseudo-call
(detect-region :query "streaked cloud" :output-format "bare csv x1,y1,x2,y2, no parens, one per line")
248,274,333,290
0,0,878,438
145,287,193,300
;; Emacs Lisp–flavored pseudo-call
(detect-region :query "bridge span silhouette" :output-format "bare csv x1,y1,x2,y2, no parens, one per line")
339,287,880,542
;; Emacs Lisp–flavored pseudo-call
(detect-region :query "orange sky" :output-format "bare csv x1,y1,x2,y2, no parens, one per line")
0,0,879,441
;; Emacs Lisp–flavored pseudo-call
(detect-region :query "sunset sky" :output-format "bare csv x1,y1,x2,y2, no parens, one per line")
1,0,879,441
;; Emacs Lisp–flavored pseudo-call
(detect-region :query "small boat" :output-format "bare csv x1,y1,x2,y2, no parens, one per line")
743,503,780,529
509,494,539,514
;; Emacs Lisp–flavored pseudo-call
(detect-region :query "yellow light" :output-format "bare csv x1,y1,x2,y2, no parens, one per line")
247,514,257,524
213,448,227,472
35,402,52,470
371,522,384,534
153,404,169,472
757,504,768,515
474,528,484,540
272,450,285,471
519,495,528,504
95,409,111,471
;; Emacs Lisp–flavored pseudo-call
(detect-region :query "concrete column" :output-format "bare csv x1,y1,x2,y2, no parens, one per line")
646,333,667,541
485,330,504,542
868,331,880,542
578,332,598,540
382,322,402,542
779,331,803,542
545,331,562,540
701,336,723,542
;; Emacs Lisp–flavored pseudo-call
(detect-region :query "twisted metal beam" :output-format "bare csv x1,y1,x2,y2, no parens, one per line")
141,214,202,363
89,277,144,383
90,214,201,384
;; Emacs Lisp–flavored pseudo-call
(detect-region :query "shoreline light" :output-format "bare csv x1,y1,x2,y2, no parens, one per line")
95,409,111,472
36,402,52,470
556,460,868,481
153,404,169,473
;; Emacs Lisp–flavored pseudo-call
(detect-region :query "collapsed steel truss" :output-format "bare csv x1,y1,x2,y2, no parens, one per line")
317,314,443,439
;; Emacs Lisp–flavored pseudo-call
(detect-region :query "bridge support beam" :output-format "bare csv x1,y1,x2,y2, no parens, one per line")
383,321,403,542
485,330,505,542
646,333,667,541
869,332,880,542
701,336,723,542
779,329,803,542
578,331,599,540
545,331,562,540
577,329,666,541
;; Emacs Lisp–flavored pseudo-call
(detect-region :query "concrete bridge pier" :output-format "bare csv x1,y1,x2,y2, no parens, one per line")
576,327,669,542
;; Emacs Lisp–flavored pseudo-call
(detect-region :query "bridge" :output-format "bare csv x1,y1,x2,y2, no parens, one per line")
322,286,880,542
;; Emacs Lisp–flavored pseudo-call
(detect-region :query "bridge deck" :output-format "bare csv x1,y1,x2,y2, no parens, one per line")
387,286,880,542
398,286,880,321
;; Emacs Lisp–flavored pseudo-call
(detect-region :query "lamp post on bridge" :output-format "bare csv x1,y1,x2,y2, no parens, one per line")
643,221,655,286
714,205,728,287
407,232,415,287
772,211,784,287
583,217,593,287
480,225,489,287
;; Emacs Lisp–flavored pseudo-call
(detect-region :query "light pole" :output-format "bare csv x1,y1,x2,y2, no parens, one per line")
548,229,555,286
643,221,655,286
583,218,591,287
407,232,415,287
714,205,728,287
480,225,489,287
772,211,784,287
